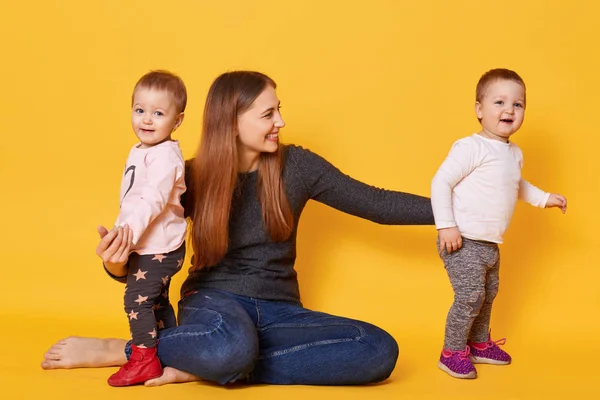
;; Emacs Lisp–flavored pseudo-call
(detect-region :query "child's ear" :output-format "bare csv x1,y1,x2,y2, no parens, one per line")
174,112,185,130
475,102,483,120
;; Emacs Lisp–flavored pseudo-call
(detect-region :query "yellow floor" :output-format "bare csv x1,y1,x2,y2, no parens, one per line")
4,315,598,400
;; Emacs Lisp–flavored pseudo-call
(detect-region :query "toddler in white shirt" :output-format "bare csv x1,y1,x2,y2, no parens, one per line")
431,68,567,379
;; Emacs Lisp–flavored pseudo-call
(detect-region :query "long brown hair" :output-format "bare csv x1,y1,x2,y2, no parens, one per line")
189,71,294,271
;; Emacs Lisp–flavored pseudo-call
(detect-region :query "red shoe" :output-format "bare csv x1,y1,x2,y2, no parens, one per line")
107,345,162,387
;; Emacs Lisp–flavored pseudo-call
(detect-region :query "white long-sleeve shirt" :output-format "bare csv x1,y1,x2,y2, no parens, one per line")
431,134,549,243
115,140,187,255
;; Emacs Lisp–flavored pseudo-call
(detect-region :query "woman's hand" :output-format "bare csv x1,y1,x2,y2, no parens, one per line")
96,225,133,277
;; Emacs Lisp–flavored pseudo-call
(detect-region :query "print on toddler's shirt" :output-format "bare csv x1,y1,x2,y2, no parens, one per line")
121,165,136,207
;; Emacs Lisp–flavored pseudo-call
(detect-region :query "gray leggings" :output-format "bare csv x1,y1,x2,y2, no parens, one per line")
438,237,500,350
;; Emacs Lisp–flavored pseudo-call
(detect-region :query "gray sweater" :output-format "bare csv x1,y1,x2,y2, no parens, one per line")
179,145,434,303
107,145,434,303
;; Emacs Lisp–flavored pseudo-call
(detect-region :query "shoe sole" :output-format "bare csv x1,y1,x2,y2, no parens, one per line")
470,355,511,365
108,371,163,387
437,361,477,379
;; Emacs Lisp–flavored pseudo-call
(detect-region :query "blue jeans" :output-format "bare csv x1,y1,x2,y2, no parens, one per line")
126,288,399,385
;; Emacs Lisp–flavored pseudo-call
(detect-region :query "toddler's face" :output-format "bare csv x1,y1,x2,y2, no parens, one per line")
131,89,183,148
475,79,525,142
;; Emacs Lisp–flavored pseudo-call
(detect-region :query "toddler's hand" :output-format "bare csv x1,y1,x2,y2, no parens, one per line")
438,227,462,253
546,193,567,214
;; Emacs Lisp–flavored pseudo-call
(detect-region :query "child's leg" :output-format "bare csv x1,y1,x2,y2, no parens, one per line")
465,251,511,365
441,239,497,350
153,288,176,331
469,252,500,343
109,252,180,386
152,243,186,331
125,253,168,348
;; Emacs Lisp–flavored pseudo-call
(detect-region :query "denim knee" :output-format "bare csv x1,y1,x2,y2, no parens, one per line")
187,331,259,385
362,325,399,383
156,295,260,384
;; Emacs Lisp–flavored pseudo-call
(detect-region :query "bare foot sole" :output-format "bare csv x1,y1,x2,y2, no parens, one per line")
41,336,128,369
145,367,201,387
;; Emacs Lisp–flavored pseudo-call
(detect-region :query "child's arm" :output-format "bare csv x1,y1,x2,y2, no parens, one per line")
519,179,567,214
117,149,184,245
431,139,480,253
517,147,567,214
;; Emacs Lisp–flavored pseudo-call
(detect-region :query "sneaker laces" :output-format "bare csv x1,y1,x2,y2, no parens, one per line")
484,336,506,349
457,346,471,360
442,345,472,360
484,330,506,348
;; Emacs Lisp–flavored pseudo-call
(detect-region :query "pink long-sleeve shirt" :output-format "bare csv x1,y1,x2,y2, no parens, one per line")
431,134,549,244
115,140,187,255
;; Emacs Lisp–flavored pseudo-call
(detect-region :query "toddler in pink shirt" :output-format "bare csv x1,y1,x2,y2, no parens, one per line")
107,70,187,387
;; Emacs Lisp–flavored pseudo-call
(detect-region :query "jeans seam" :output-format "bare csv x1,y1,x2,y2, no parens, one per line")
257,337,357,359
257,322,367,359
255,300,262,329
262,322,366,335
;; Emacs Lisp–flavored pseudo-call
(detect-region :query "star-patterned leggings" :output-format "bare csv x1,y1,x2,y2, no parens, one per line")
124,242,186,348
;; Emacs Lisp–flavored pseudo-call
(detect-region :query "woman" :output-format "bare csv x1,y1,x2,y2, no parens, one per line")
42,71,434,386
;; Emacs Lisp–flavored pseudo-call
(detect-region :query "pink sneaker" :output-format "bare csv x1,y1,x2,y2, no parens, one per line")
438,346,477,379
468,333,511,365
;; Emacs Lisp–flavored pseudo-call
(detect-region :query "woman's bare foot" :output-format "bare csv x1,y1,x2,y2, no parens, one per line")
41,336,128,369
144,367,201,387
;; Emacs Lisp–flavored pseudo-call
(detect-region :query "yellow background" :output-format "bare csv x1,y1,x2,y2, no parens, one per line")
1,0,598,399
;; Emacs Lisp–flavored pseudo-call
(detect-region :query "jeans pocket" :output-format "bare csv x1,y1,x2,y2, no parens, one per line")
178,305,223,332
